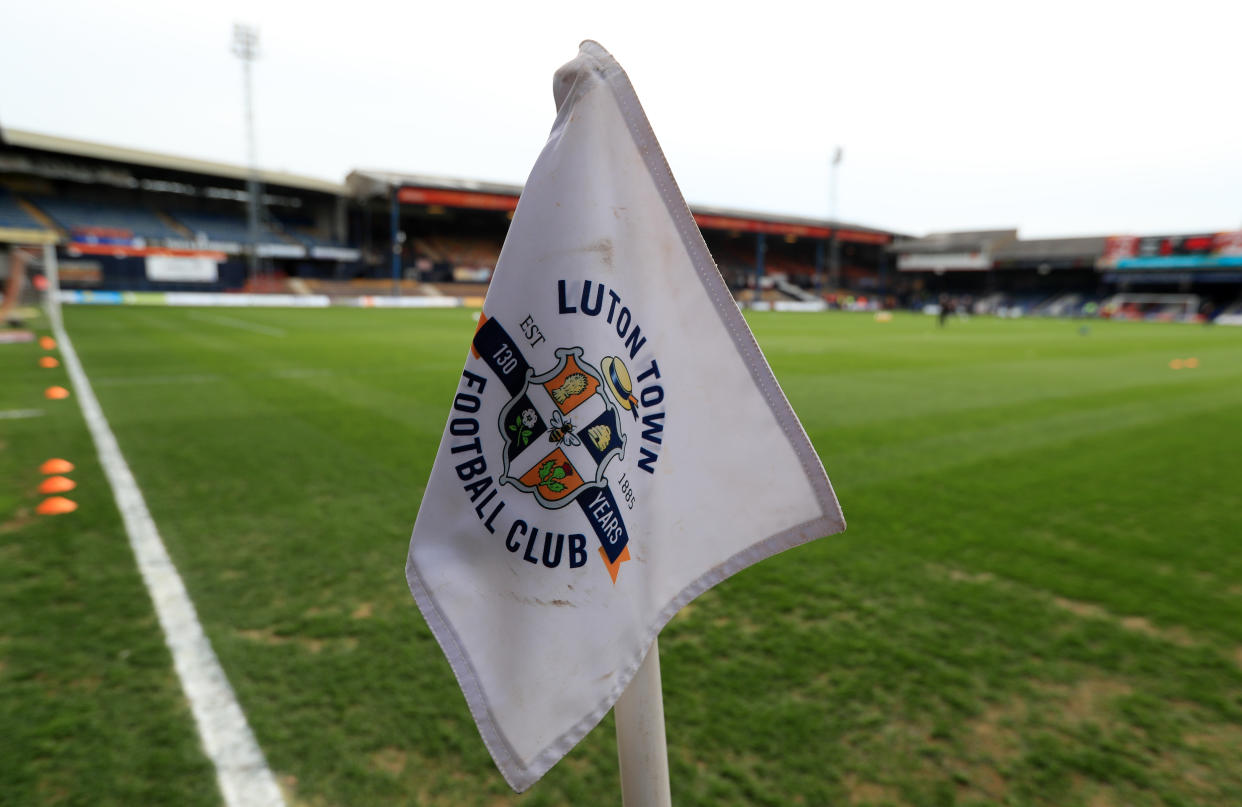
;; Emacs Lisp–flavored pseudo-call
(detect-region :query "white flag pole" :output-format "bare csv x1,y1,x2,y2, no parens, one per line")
614,639,672,807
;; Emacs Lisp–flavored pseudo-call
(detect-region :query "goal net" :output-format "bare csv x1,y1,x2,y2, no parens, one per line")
1102,293,1200,322
1,245,51,327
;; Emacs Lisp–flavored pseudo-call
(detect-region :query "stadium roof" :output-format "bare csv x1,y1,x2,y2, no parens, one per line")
889,229,1018,254
347,169,896,241
992,235,1106,261
1,127,347,196
347,169,522,200
890,230,1109,261
687,203,894,238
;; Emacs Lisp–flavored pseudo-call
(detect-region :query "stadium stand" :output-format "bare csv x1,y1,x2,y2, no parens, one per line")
0,187,49,233
2,126,1238,316
1000,293,1054,316
171,209,288,245
1215,298,1242,324
274,215,349,249
1034,293,1084,317
411,234,501,270
33,195,184,241
774,277,822,302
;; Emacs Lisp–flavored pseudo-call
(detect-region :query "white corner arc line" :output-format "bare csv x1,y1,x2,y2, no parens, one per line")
51,317,286,807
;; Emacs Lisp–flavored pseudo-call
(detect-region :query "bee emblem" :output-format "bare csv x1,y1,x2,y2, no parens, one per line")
547,411,581,447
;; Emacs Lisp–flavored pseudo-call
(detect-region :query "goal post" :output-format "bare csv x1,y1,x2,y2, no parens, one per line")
1102,292,1201,322
1,244,52,326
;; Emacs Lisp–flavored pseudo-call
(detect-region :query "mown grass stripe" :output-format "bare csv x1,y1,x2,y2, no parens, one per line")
52,311,286,807
187,311,288,338
0,408,44,419
57,306,1242,806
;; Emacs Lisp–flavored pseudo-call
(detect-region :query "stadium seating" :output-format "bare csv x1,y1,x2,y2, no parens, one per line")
412,235,501,268
33,196,183,241
0,188,49,232
763,252,818,278
708,240,827,292
1034,293,1084,317
171,210,287,244
997,293,1053,316
287,230,344,249
275,216,347,249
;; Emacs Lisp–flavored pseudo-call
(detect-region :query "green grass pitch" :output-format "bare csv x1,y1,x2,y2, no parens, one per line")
3,305,1241,806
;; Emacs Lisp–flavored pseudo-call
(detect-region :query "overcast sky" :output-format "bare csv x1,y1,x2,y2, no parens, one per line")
2,0,1239,237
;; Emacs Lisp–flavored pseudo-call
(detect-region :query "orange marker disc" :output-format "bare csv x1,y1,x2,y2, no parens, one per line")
37,496,78,515
39,475,77,494
45,386,70,400
40,458,75,475
1185,357,1199,368
1169,359,1184,370
40,356,61,368
39,336,57,350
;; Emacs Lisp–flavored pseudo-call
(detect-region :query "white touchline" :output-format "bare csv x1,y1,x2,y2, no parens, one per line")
187,311,287,337
0,408,44,419
52,316,287,807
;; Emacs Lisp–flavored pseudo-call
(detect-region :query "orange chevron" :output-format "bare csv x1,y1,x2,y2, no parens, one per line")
599,545,631,584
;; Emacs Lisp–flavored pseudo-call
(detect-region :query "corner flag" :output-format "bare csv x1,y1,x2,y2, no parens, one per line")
406,40,845,792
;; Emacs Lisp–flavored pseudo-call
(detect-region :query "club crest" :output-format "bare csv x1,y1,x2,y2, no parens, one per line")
498,348,627,509
454,296,667,584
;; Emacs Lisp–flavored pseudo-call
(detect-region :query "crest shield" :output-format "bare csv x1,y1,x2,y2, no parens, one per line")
498,347,627,509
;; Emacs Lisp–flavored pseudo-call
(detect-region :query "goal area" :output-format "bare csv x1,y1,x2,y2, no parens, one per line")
1102,292,1201,322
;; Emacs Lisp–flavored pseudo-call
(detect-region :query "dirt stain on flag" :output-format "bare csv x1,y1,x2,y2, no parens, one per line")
580,238,614,268
507,592,578,608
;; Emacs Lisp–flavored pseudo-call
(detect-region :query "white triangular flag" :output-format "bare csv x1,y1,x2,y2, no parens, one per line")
406,40,844,792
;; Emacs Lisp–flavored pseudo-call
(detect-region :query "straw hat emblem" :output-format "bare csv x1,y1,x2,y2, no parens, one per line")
600,356,638,415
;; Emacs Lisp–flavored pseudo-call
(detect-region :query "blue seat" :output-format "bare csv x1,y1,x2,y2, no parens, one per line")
0,188,47,231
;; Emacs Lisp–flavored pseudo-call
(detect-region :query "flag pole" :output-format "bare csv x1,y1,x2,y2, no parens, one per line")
614,639,672,807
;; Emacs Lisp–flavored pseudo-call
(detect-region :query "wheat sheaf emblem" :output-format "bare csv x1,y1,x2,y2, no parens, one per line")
550,372,587,404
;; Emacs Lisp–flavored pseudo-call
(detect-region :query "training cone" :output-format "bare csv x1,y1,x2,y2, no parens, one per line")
39,336,56,350
1186,357,1200,368
1169,359,1184,370
39,356,60,369
40,458,75,475
37,497,78,515
39,475,77,494
45,386,70,400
